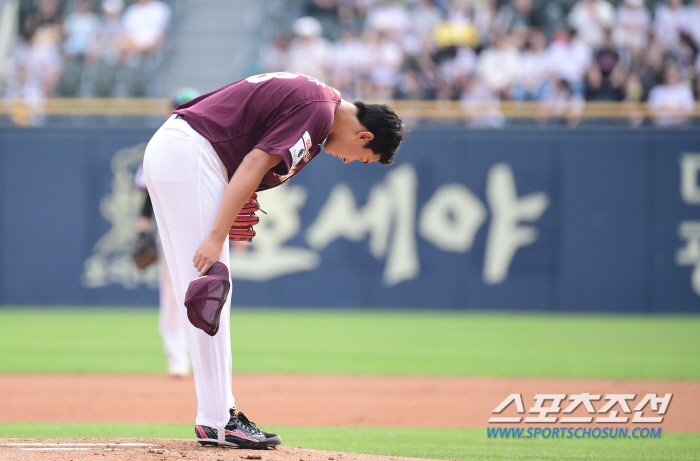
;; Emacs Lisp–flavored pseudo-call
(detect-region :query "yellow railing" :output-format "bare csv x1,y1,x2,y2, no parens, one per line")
1,98,700,119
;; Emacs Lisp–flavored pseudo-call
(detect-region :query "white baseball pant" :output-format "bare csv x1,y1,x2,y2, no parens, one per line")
143,114,235,431
156,241,190,376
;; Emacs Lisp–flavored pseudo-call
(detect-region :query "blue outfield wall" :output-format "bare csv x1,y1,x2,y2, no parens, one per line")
0,125,699,312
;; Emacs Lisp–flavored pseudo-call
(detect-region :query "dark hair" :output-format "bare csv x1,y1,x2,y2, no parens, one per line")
353,101,404,165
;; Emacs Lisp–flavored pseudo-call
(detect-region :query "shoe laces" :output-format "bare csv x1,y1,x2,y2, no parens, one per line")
234,411,262,435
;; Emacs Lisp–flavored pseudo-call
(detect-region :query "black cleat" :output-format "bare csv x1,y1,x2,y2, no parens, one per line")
195,408,281,449
195,424,219,446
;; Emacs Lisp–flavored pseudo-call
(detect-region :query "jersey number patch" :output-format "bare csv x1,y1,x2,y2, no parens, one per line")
245,72,299,83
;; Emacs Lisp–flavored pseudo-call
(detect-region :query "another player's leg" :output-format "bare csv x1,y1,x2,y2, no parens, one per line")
157,241,190,376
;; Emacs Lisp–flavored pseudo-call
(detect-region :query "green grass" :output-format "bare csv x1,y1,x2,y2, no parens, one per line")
0,307,699,379
1,424,698,461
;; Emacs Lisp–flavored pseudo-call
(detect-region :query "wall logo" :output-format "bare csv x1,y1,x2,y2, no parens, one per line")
82,152,549,290
232,162,549,286
677,153,700,297
82,143,159,290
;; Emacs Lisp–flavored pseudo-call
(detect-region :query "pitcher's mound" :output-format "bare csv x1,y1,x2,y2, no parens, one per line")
0,438,442,461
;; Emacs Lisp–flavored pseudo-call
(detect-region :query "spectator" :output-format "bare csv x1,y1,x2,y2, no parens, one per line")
653,0,685,51
637,33,670,99
434,0,480,49
567,0,616,49
648,64,695,126
676,32,699,81
336,0,371,32
514,29,549,100
411,0,443,46
22,0,62,42
476,32,520,99
494,0,541,35
584,62,626,101
62,0,100,61
431,44,475,99
614,0,650,52
540,77,585,127
328,26,371,99
120,0,171,60
470,0,498,48
624,72,645,126
546,27,592,96
365,0,411,41
403,0,442,58
460,75,505,128
287,16,333,83
13,24,62,98
4,24,63,124
684,0,700,46
303,0,341,40
594,29,620,77
262,32,293,73
87,0,124,67
84,0,125,96
365,30,404,98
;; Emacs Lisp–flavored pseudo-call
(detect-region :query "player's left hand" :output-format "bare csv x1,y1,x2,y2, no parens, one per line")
193,233,225,276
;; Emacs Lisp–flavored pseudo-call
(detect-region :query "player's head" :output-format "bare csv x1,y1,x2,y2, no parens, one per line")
354,102,403,165
324,101,403,165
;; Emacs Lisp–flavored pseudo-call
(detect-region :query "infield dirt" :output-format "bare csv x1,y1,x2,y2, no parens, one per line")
0,374,698,460
0,438,438,461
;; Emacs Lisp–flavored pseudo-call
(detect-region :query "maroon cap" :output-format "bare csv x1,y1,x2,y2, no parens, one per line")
184,262,230,336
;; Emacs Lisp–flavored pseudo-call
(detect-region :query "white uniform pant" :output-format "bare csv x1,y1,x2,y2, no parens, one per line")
157,241,190,376
143,114,235,430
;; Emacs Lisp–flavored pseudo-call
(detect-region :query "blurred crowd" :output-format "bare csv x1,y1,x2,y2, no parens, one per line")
2,0,698,127
262,0,700,126
3,0,171,100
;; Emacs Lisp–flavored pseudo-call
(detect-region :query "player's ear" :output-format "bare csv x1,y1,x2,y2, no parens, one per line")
356,131,374,142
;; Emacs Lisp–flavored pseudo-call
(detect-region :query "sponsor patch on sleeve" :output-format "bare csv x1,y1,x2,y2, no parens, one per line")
290,131,311,167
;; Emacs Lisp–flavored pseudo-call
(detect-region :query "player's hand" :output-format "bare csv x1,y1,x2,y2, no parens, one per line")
193,233,225,276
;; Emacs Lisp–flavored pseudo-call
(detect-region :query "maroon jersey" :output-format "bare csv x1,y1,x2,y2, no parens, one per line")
173,72,341,191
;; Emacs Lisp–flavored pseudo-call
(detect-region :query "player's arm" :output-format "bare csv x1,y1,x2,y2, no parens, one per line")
193,148,281,275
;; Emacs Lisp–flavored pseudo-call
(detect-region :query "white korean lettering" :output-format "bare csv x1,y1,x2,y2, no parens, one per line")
306,164,419,286
560,393,601,423
676,221,700,296
680,153,700,205
489,393,525,423
524,394,566,423
596,394,635,423
418,184,486,253
632,393,672,423
483,163,549,284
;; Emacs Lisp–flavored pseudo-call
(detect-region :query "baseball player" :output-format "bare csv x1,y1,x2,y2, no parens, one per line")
142,71,403,449
132,88,202,377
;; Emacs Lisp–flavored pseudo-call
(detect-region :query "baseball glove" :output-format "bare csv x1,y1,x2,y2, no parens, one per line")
229,193,264,242
132,231,157,269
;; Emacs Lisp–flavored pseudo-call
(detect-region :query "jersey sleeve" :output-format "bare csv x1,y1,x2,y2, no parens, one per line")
254,101,337,173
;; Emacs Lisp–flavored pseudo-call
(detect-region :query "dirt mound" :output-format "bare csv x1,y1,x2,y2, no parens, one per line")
0,438,437,461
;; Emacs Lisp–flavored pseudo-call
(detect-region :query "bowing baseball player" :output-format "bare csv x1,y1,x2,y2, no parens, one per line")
142,71,403,449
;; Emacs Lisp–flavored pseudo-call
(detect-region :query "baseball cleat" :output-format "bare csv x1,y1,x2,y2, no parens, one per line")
195,424,219,446
195,408,281,449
